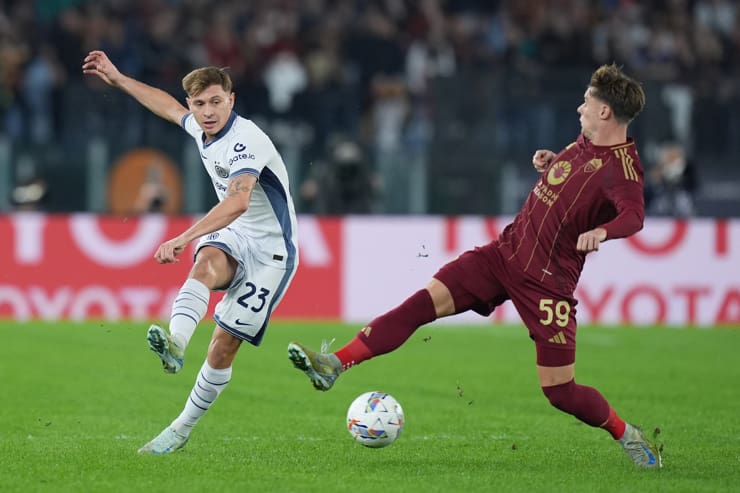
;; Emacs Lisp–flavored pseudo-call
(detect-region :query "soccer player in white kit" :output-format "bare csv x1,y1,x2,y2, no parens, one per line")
83,50,299,454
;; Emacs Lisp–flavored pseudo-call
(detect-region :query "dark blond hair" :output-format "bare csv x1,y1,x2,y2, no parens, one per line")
182,67,232,97
589,64,645,124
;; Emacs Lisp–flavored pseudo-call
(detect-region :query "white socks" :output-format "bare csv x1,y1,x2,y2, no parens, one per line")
169,278,210,348
171,360,231,437
166,279,227,438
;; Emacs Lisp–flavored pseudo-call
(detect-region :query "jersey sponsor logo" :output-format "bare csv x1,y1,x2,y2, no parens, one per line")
533,181,560,207
228,151,255,167
215,164,229,178
584,158,604,173
234,143,246,152
547,331,567,344
361,325,372,337
234,318,254,326
214,181,227,192
546,161,572,185
615,148,639,181
206,232,220,241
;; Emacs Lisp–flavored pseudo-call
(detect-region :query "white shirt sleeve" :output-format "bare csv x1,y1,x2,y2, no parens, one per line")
181,113,201,138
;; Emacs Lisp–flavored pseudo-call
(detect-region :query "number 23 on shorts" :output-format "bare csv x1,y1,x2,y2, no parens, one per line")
538,298,571,327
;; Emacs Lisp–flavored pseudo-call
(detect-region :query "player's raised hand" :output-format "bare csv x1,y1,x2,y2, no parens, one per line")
576,228,607,253
154,237,187,264
82,50,123,87
532,149,556,173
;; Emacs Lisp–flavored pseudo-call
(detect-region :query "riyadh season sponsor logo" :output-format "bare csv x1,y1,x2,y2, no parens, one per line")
547,161,572,185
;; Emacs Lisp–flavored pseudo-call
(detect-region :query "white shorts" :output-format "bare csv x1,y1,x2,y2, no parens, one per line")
195,227,297,346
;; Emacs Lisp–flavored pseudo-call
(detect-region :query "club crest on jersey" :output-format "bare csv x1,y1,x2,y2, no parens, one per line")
547,161,572,185
215,164,230,178
584,158,604,173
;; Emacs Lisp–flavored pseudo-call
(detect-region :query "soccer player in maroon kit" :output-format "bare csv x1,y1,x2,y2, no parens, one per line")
289,64,662,468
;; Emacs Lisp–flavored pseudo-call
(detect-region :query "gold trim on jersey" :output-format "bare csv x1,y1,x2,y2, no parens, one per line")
532,168,601,278
610,141,634,151
615,147,639,181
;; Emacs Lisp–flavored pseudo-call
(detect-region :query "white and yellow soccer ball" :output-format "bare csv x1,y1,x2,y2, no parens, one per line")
346,391,404,448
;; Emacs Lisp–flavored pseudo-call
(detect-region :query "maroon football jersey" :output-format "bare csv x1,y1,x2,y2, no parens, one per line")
497,134,645,294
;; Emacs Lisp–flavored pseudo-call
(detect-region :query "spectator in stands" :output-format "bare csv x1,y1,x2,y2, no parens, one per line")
9,158,49,211
21,42,65,145
300,137,378,214
4,0,740,214
645,142,698,217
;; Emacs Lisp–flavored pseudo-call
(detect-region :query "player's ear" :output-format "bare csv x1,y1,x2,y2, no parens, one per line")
599,103,611,121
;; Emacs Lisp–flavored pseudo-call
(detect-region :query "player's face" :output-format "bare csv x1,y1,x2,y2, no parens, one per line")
577,87,605,140
187,85,235,139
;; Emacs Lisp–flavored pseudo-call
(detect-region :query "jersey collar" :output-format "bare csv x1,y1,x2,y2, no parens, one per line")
202,111,238,147
578,133,634,152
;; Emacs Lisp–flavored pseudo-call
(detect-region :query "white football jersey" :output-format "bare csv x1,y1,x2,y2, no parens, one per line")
181,112,298,269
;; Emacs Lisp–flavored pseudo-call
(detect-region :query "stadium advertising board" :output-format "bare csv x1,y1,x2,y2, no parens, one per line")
0,214,341,322
343,216,739,327
0,214,737,327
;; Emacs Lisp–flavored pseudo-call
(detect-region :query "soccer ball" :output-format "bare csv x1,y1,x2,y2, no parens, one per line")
346,391,404,448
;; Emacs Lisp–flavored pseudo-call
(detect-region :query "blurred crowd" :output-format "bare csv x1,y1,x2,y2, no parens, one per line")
1,0,738,214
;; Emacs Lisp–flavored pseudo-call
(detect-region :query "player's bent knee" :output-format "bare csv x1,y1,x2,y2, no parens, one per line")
191,248,236,290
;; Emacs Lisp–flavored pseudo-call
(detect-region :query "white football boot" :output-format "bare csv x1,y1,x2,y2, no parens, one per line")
137,427,189,455
287,341,342,391
619,423,663,468
146,324,184,374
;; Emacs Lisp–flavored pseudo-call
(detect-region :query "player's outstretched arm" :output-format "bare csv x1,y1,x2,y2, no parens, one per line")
82,50,188,126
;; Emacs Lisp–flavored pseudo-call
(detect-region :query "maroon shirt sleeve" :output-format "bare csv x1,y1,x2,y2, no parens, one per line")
599,150,645,240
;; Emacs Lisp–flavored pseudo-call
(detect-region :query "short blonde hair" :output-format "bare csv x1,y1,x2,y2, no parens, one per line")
182,67,232,97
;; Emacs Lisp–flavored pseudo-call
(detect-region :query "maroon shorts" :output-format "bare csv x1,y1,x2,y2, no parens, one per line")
433,243,577,367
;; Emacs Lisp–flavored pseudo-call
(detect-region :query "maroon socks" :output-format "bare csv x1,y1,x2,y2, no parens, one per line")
335,289,437,369
542,379,626,439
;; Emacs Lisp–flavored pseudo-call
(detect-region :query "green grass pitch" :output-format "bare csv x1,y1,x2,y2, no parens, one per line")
1,320,739,492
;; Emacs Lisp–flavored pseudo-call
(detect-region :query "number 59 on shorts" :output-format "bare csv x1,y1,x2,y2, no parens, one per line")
539,299,571,327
